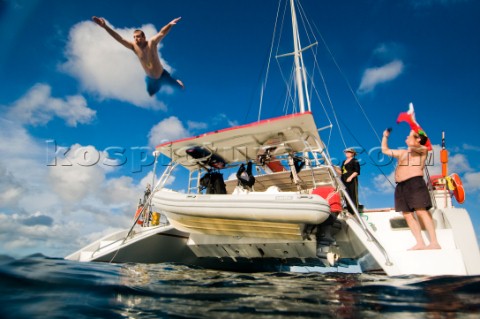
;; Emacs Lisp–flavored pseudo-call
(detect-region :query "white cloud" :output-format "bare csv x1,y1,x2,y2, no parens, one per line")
47,144,107,204
418,144,471,177
448,153,472,174
426,144,473,175
148,116,190,147
187,120,208,131
100,175,140,205
5,83,96,127
139,170,175,191
0,118,49,183
357,60,404,94
0,119,147,257
373,43,405,61
462,144,480,152
463,172,480,191
147,114,238,147
61,20,171,110
0,164,24,207
373,170,396,194
212,113,239,127
47,143,149,206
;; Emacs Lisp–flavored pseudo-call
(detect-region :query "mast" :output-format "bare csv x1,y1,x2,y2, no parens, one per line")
290,0,309,113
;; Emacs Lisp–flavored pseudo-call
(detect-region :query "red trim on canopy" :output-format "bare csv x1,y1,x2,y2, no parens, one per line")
155,112,313,149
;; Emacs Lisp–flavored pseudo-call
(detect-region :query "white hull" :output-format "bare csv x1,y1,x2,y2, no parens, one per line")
65,205,480,275
65,225,195,264
341,207,480,276
65,223,350,272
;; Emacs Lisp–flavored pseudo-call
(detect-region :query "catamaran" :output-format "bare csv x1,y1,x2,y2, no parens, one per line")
66,0,480,276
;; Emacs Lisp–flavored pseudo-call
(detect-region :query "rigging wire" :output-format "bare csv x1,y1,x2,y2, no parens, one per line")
295,0,344,149
296,0,396,188
273,2,298,115
244,51,271,124
296,0,316,110
310,19,383,144
337,115,396,189
258,0,284,121
276,0,297,113
294,0,395,189
277,63,295,115
308,21,395,189
261,0,395,190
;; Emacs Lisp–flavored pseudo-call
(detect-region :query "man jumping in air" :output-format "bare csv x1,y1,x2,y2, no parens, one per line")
92,16,184,96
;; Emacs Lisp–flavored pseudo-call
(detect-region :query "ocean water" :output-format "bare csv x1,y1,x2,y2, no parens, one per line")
1,254,479,319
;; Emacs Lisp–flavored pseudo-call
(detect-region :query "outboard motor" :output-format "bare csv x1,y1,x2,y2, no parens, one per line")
315,214,342,266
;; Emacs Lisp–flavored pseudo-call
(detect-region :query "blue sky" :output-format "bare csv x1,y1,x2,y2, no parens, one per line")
1,0,479,258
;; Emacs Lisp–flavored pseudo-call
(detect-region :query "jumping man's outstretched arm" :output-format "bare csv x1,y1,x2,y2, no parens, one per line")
150,17,181,45
92,16,134,50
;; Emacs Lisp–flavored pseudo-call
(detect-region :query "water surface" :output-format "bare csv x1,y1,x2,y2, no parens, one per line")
1,254,479,318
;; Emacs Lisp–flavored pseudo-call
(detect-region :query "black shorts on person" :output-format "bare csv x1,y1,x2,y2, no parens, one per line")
394,176,432,212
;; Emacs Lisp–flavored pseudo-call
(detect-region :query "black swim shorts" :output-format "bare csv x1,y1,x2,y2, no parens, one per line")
394,176,432,212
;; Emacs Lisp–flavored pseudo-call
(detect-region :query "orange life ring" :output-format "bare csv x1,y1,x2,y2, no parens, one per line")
134,206,144,225
449,173,465,204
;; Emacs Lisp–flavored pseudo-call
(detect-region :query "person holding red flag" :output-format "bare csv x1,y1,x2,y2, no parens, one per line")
382,104,441,250
396,102,432,151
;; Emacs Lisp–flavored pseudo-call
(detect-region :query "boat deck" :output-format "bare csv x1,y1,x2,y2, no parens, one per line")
225,166,334,193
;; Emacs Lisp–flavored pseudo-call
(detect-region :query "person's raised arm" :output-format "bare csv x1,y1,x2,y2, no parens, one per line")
92,16,134,50
151,17,181,44
381,129,402,158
